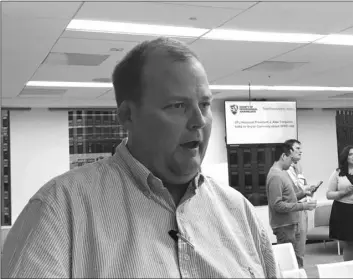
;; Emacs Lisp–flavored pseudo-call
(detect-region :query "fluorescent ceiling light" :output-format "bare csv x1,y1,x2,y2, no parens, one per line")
26,81,112,88
27,81,353,92
314,34,353,46
203,29,323,43
210,85,353,91
67,19,208,38
66,19,353,46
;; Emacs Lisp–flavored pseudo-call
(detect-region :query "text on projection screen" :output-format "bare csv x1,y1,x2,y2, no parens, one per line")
224,101,297,145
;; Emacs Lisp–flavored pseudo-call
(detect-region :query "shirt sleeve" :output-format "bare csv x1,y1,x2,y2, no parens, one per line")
1,199,71,278
242,198,281,278
259,228,282,278
327,170,339,192
267,175,304,213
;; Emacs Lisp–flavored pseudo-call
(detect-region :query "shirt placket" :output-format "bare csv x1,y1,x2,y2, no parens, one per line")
176,204,196,278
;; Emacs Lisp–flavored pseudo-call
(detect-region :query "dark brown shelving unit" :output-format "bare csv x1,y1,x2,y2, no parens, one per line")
227,144,278,206
336,110,353,157
1,110,11,226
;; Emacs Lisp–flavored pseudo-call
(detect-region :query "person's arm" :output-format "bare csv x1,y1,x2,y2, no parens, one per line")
295,187,307,200
1,199,71,278
267,176,305,213
326,170,353,200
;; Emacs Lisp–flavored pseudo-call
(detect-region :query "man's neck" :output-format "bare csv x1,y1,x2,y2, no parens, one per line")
273,161,285,171
164,182,190,206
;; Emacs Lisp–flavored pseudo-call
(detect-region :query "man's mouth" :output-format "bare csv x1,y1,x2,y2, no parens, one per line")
180,141,200,149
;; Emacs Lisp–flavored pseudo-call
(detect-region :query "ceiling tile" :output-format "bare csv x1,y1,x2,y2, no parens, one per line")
161,1,257,10
2,16,74,97
243,61,308,72
97,89,116,100
52,37,138,55
340,26,353,35
63,88,110,99
221,2,353,34
32,64,108,82
268,44,353,85
190,39,303,82
294,62,353,87
43,53,110,67
19,87,67,98
74,2,240,29
2,1,82,19
329,93,353,99
213,70,295,86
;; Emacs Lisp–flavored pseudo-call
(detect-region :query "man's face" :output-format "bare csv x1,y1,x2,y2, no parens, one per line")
128,54,213,185
291,142,302,163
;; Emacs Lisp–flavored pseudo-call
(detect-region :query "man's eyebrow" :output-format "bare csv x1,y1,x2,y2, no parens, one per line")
165,96,190,102
201,95,214,102
165,96,214,102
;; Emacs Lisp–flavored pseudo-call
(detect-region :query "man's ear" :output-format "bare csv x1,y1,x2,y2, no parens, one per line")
117,101,133,129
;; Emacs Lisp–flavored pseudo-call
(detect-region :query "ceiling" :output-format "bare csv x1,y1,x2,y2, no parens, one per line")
2,0,353,109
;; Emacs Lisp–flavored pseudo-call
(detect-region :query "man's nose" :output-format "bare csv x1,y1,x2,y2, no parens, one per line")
187,106,207,130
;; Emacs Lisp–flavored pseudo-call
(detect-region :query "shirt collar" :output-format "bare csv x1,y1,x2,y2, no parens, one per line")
113,138,205,192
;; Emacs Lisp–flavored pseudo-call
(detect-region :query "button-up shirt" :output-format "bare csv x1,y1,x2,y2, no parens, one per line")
287,164,308,202
3,140,279,278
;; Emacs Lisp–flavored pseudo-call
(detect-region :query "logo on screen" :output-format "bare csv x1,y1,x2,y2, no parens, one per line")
230,105,239,115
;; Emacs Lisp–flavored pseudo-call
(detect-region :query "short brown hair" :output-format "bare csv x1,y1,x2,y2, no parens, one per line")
111,37,199,107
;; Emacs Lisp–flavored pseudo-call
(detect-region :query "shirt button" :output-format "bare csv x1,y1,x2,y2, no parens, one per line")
184,254,190,261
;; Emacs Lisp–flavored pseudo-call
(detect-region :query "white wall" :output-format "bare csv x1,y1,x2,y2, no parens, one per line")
9,109,70,224
297,109,338,201
203,100,228,166
202,100,338,243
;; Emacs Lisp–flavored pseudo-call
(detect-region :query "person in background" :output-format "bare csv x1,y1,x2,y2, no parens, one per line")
266,142,317,268
284,139,318,267
327,145,353,261
2,37,279,278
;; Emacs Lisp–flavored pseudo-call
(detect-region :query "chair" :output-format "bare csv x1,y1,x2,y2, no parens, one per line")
272,243,308,278
282,269,308,278
307,203,341,255
317,260,353,278
272,243,299,271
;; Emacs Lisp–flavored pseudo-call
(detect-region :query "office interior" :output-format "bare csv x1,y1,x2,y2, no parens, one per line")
1,0,353,260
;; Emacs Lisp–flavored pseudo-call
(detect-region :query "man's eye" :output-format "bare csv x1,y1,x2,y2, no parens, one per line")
200,102,211,109
168,103,185,109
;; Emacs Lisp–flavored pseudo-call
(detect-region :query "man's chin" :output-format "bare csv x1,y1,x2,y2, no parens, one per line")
167,160,200,181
